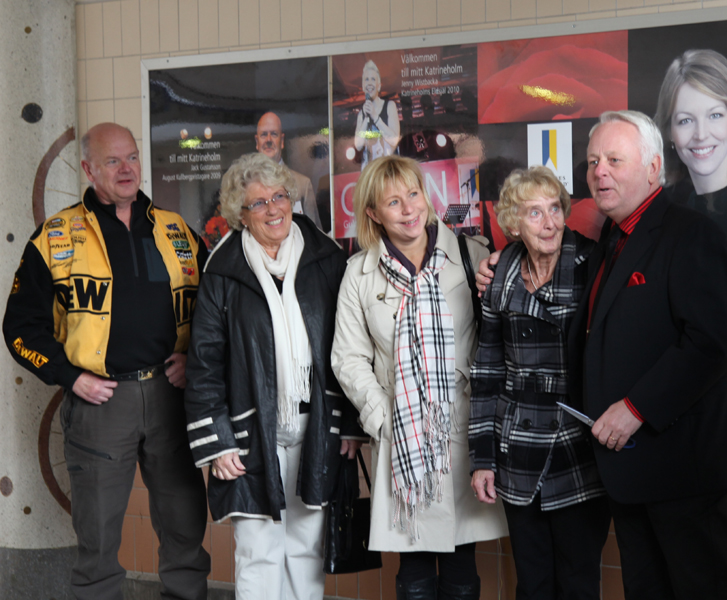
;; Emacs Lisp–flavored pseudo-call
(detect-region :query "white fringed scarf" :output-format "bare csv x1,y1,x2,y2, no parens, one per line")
242,223,312,432
379,247,456,542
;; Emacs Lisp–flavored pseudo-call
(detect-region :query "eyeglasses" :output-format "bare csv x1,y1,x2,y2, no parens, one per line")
241,191,290,213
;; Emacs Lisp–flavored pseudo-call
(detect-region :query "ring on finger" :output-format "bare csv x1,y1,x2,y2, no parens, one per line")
609,436,618,442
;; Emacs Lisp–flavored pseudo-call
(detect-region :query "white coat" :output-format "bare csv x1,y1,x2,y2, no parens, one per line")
332,220,508,552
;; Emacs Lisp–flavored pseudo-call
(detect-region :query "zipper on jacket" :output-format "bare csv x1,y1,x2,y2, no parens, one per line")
127,229,139,277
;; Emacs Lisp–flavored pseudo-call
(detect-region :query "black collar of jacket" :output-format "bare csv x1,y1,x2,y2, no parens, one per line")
82,187,155,224
594,189,670,255
204,214,340,284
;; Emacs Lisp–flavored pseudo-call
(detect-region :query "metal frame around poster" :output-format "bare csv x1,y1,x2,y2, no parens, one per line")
140,6,727,241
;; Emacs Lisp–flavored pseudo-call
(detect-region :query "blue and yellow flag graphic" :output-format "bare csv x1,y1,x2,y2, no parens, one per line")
542,129,557,169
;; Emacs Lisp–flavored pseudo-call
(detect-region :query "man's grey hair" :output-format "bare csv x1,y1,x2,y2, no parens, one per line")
589,110,665,185
80,125,135,162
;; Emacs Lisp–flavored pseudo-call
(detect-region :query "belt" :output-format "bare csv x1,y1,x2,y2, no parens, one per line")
107,363,167,382
506,373,568,395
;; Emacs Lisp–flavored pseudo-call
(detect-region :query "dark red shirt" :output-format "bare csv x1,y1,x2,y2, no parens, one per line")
587,187,661,329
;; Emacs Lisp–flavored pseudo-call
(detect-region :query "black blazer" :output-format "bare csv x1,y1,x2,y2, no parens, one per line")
568,190,727,504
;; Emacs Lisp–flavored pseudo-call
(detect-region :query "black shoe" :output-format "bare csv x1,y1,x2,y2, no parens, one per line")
396,575,438,600
438,576,480,600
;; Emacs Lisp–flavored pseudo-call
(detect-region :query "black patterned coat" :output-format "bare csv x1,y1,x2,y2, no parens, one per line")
469,227,606,510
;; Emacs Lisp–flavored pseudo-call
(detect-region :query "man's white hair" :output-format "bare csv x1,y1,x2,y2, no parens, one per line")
590,110,665,185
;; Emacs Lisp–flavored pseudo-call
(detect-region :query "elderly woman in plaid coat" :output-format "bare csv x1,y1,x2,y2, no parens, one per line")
469,166,610,600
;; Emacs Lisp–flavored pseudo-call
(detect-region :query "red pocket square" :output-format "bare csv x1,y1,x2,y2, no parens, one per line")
628,272,646,287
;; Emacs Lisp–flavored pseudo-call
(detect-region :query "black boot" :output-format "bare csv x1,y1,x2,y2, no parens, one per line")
396,575,438,600
437,576,480,600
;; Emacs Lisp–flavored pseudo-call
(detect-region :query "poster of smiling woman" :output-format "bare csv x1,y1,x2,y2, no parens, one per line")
629,21,727,234
331,46,482,245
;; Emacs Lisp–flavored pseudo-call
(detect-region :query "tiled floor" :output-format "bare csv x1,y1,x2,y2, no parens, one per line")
119,447,625,600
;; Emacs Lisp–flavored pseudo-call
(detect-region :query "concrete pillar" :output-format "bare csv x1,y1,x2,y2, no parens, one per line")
0,1,78,597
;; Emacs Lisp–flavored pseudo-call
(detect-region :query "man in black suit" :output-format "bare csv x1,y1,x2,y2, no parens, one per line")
571,110,727,600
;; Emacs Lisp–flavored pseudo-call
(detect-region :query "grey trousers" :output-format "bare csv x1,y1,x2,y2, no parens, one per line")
61,374,210,600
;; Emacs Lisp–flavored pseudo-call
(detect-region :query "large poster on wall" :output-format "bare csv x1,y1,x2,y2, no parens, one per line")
148,56,330,247
330,31,628,251
147,19,727,250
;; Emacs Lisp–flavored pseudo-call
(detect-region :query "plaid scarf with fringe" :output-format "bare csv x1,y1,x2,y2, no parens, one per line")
379,247,456,542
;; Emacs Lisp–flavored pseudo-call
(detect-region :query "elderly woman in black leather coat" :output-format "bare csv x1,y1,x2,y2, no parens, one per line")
184,153,364,600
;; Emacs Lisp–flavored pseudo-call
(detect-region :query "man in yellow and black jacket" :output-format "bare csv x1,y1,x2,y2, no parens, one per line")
3,123,210,600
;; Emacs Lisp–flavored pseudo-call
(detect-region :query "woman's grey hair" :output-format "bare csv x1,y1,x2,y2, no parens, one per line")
654,49,727,179
590,110,665,185
496,166,571,236
219,153,298,231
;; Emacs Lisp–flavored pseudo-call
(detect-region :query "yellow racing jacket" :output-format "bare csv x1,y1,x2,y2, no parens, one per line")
3,190,203,387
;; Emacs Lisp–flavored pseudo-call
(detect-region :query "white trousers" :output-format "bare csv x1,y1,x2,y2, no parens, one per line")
233,414,327,600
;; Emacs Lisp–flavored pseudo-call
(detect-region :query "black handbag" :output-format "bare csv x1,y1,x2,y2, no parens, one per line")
458,233,482,336
323,449,382,574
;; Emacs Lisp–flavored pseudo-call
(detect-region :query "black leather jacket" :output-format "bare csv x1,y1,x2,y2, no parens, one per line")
184,215,364,522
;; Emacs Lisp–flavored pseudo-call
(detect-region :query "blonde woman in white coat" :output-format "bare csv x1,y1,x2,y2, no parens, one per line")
332,156,508,600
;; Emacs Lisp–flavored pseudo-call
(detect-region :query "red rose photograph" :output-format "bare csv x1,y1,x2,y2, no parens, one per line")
478,31,628,124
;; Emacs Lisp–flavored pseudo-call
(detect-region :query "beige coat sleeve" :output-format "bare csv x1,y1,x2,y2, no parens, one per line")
465,234,490,278
331,257,389,441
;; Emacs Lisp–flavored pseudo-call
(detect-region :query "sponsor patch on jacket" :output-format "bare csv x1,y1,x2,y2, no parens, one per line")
70,222,86,231
172,240,190,250
45,217,65,230
182,267,195,276
47,231,64,239
54,276,110,312
175,250,193,261
53,249,74,260
70,215,84,222
166,223,180,231
71,234,86,245
50,242,71,250
12,337,49,368
166,232,188,241
10,260,22,294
